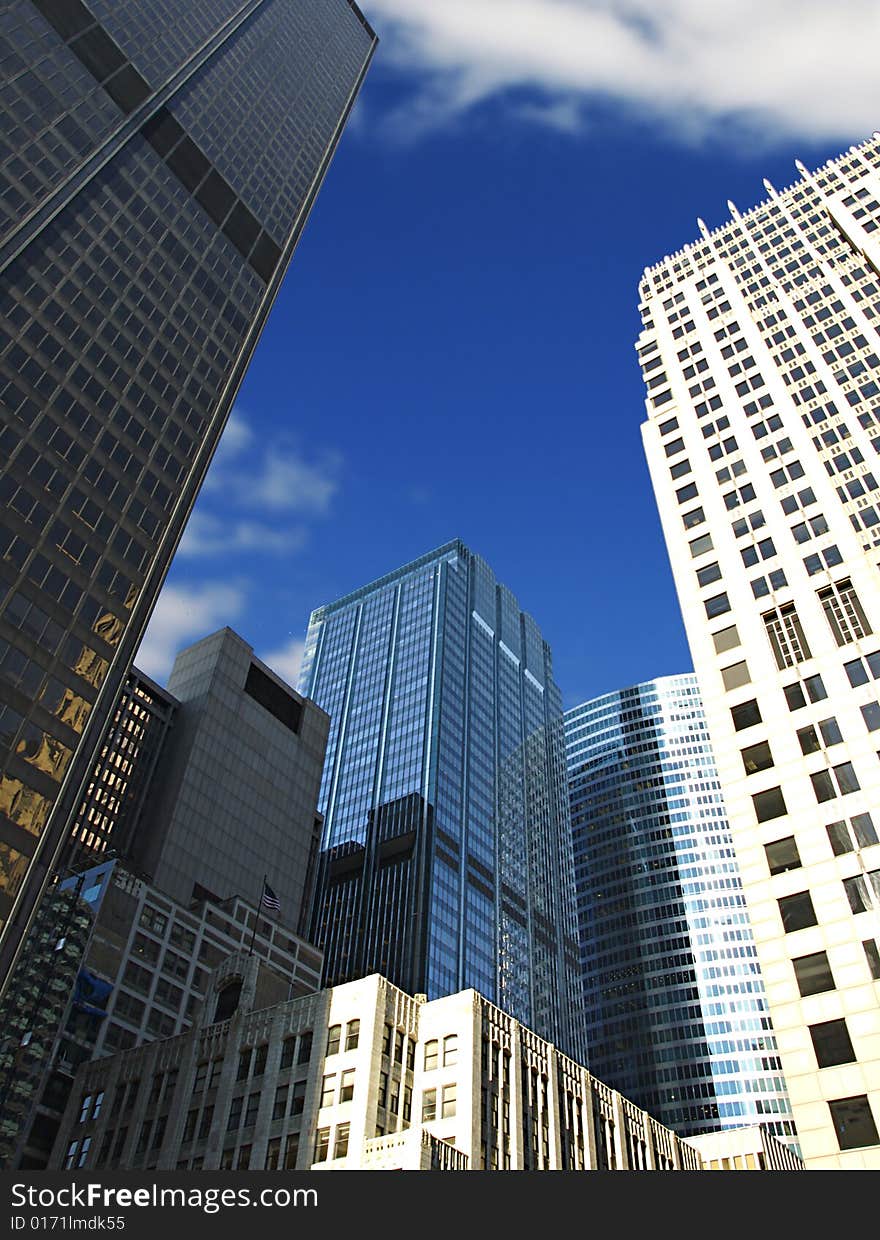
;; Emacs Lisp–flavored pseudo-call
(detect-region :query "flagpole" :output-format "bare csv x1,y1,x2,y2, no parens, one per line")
248,875,266,958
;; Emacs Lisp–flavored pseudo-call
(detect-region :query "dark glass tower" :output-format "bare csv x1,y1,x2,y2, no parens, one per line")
299,541,585,1061
565,675,797,1141
0,0,376,986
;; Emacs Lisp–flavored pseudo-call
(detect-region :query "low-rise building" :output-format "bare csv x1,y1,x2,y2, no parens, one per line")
52,956,731,1172
686,1124,804,1171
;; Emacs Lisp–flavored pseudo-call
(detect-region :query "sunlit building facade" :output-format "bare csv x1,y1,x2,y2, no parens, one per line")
640,135,880,1167
565,675,796,1142
299,541,585,1062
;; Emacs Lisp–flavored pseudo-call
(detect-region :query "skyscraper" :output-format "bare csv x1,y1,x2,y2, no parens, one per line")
0,0,376,986
298,541,585,1061
640,134,880,1167
565,674,796,1141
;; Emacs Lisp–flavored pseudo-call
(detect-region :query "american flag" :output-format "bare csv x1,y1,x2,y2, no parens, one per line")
261,881,280,913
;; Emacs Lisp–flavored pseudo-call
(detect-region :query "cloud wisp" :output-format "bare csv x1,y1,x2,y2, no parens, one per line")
136,582,248,682
259,636,307,689
365,1,880,146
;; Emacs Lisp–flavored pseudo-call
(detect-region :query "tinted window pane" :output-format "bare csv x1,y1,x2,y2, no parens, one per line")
793,951,834,997
810,1020,856,1068
778,890,817,932
754,786,787,822
764,836,800,876
743,742,774,775
731,699,762,731
828,1096,879,1151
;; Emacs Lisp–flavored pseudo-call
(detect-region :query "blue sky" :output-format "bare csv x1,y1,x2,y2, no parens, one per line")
136,2,880,708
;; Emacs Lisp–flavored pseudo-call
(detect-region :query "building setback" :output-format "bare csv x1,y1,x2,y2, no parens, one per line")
49,958,730,1172
639,134,880,1167
0,0,376,987
298,541,585,1062
565,674,796,1141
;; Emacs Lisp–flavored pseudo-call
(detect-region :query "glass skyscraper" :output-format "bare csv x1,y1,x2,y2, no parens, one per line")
640,135,880,1167
0,0,376,986
298,541,585,1061
565,674,796,1141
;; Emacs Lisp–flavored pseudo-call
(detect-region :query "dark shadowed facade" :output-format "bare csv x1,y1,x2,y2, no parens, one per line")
0,0,376,985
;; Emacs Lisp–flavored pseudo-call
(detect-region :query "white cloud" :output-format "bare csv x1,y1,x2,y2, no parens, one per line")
203,415,340,516
260,637,306,689
365,1,880,144
136,582,247,682
216,409,253,459
240,450,340,514
176,511,309,558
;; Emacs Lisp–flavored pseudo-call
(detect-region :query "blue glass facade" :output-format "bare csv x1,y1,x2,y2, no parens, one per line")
300,541,585,1061
565,674,797,1140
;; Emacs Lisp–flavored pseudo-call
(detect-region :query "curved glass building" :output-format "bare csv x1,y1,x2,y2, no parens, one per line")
565,673,797,1141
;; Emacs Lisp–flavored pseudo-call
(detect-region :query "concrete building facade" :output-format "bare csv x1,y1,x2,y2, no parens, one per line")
640,135,880,1167
1,857,322,1168
50,961,720,1172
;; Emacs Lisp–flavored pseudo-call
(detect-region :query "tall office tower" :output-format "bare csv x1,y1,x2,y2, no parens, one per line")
0,0,376,987
565,674,796,1142
639,135,880,1167
298,541,585,1061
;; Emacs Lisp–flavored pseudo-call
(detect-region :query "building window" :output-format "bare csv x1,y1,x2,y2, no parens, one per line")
861,702,880,732
778,890,817,932
793,951,835,997
283,1135,301,1170
424,1040,439,1071
297,1032,312,1064
818,579,872,647
423,1089,437,1122
443,1035,458,1067
753,786,787,822
326,1025,341,1056
345,1020,360,1051
828,1096,879,1151
78,1094,92,1124
280,1037,295,1071
441,1083,457,1119
314,1128,331,1163
731,699,762,731
827,813,878,855
712,624,739,653
843,651,880,687
265,1138,281,1171
290,1081,306,1116
237,1049,251,1081
810,1020,856,1068
763,603,811,669
742,740,773,775
798,718,843,754
721,660,750,690
705,592,731,619
339,1069,355,1104
783,674,827,709
764,836,801,875
64,1141,79,1170
244,1093,260,1127
273,1086,287,1121
689,533,714,558
226,1097,242,1132
320,1075,335,1108
863,940,880,980
334,1123,350,1160
252,1045,267,1077
843,875,875,915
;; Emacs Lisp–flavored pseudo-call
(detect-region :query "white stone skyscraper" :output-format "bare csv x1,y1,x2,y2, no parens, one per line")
639,135,880,1169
